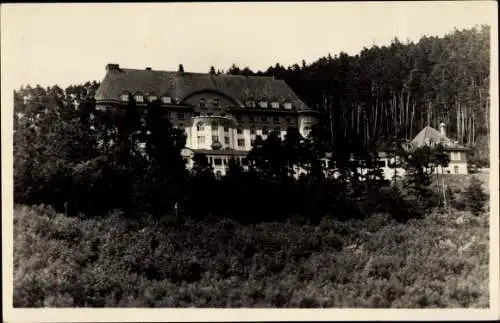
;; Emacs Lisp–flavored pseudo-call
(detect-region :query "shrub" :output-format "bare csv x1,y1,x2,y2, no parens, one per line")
461,176,489,216
14,201,489,308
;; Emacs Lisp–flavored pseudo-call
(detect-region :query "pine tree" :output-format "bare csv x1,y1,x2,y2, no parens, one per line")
463,176,488,216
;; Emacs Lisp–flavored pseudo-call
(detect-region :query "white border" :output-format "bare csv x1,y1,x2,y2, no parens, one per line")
2,2,499,322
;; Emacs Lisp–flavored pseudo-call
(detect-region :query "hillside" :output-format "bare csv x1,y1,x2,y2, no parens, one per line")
14,195,489,307
229,25,490,157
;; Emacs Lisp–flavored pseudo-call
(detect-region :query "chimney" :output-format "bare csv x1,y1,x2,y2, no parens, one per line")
439,122,447,137
106,63,120,72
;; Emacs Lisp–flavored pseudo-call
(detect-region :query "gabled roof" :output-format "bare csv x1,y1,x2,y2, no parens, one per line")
95,65,310,111
411,126,446,147
411,125,467,150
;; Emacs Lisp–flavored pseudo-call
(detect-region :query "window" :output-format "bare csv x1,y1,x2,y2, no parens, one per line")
224,136,230,144
246,101,256,108
214,158,222,166
237,139,245,147
162,96,172,104
259,101,268,108
273,116,280,124
250,127,256,135
454,166,459,174
212,98,220,108
211,123,218,132
220,112,226,117
134,95,144,103
120,94,129,101
450,152,461,161
215,170,222,179
197,122,205,131
377,160,387,168
263,127,269,135
286,117,293,124
200,98,206,108
148,95,157,102
283,102,292,110
388,157,398,168
212,135,219,143
177,112,185,120
274,127,281,134
198,136,205,144
237,128,243,134
249,115,256,123
251,139,256,146
236,115,243,122
261,116,268,123
271,102,279,109
194,112,200,117
207,112,213,116
224,126,229,132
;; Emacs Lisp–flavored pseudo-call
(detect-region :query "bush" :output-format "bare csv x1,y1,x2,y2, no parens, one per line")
14,203,489,308
461,176,489,216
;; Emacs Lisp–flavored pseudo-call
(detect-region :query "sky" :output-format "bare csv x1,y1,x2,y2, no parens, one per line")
1,1,496,89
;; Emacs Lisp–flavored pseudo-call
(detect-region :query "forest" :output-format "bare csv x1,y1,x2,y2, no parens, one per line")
13,25,491,220
12,26,491,308
224,25,490,160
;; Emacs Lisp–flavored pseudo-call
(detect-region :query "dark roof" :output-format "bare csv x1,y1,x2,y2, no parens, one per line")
95,64,310,111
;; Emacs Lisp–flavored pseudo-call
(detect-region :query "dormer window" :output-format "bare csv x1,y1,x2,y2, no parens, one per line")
258,101,268,108
283,102,292,110
271,102,279,109
200,98,206,108
148,95,158,102
212,98,220,108
134,94,144,103
120,93,129,102
162,96,172,104
246,101,256,108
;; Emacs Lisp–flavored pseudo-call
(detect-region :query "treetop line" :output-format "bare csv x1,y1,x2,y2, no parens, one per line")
13,25,489,220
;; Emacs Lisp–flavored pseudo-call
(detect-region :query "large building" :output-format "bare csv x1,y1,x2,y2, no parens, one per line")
94,64,318,175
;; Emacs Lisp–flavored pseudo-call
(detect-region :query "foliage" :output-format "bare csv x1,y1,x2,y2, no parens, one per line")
14,203,489,307
461,176,489,216
14,26,490,222
226,26,490,157
14,86,186,216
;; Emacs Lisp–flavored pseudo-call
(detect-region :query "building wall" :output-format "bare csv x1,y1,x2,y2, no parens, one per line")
174,91,303,153
97,89,319,175
298,114,317,137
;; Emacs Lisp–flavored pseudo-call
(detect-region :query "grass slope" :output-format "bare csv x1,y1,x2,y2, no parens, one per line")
14,200,489,307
